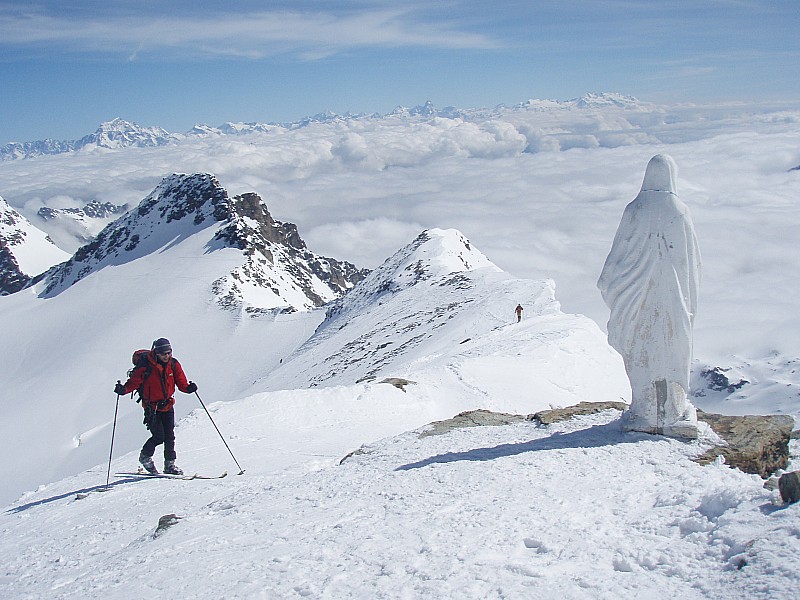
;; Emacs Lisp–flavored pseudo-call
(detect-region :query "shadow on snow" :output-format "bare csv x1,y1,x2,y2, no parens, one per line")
396,421,654,471
6,475,160,514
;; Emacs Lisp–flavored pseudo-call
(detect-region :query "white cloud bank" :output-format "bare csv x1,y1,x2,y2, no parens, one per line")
1,98,800,367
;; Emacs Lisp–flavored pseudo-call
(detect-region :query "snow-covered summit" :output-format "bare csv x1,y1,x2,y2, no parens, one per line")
0,196,70,294
34,173,367,311
0,118,176,159
75,118,176,150
573,92,643,109
328,228,498,316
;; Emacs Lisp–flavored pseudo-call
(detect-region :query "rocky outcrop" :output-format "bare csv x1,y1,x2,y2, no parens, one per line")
0,243,29,295
531,401,628,425
697,366,749,393
419,409,529,438
414,404,793,479
1,196,70,294
693,411,794,478
216,191,368,308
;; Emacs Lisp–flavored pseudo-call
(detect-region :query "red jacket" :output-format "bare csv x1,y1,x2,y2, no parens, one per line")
122,351,190,411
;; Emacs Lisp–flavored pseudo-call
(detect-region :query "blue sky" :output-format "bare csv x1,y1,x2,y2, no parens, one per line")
1,0,798,144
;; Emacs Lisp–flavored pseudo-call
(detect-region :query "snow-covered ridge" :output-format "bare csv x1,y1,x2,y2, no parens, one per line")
260,228,621,399
1,93,644,159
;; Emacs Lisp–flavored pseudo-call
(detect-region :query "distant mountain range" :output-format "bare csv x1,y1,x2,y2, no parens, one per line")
1,93,643,161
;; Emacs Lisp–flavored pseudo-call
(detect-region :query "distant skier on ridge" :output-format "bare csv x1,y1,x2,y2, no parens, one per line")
114,338,197,474
597,154,701,439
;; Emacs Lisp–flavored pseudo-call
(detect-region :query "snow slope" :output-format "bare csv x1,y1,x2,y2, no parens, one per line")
3,381,797,598
0,172,367,505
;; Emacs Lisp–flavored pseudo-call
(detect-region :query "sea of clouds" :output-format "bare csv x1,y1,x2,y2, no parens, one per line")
1,97,799,367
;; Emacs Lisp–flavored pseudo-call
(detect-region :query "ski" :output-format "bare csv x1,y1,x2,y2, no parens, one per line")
115,471,227,480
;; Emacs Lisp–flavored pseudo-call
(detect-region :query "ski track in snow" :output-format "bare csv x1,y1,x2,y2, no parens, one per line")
3,410,797,599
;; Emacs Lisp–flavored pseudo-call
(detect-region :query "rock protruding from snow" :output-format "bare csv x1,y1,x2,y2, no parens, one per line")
779,471,800,504
33,173,368,312
693,411,794,478
0,196,71,294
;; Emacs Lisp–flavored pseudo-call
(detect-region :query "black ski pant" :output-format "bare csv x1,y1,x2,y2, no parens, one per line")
141,409,177,462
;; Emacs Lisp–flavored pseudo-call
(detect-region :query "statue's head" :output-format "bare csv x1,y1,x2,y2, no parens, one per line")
640,154,678,195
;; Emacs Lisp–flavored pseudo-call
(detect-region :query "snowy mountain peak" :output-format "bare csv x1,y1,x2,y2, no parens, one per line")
389,101,442,119
573,92,642,108
387,227,497,283
33,173,367,312
76,117,176,150
328,228,498,317
212,190,369,313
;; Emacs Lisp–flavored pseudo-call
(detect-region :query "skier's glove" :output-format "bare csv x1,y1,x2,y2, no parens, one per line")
186,381,198,394
114,382,126,395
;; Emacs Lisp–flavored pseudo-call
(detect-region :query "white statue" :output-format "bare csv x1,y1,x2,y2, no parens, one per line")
598,154,701,439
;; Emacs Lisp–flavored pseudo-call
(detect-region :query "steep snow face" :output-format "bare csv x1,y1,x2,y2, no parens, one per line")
0,196,70,294
35,173,231,296
261,229,628,410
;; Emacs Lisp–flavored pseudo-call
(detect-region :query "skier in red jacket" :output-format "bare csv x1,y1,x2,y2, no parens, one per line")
115,338,197,475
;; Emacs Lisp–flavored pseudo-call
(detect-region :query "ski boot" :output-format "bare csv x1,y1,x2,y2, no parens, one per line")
163,460,184,476
139,452,158,475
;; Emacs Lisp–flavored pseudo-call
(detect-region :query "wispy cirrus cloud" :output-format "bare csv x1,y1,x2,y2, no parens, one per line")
0,4,499,61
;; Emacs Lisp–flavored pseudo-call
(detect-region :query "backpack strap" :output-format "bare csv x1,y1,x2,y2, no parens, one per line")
134,359,153,404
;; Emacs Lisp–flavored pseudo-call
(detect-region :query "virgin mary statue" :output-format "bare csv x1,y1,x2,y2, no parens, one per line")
598,154,701,439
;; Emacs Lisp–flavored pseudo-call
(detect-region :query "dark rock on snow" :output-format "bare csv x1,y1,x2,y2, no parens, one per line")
778,471,800,504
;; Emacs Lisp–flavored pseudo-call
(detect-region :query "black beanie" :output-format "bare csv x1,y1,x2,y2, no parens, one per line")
152,338,172,354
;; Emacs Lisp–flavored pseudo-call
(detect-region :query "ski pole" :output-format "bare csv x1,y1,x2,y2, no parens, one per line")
194,391,245,475
105,384,122,488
